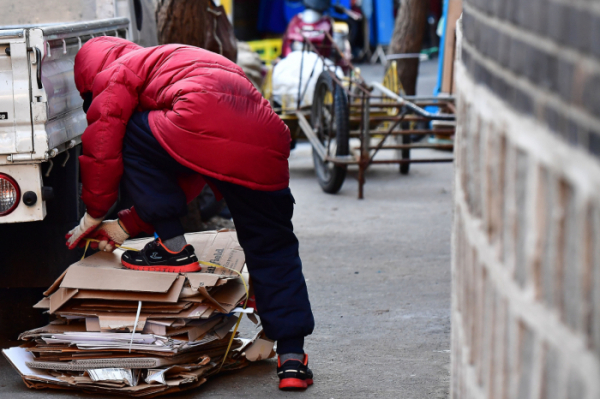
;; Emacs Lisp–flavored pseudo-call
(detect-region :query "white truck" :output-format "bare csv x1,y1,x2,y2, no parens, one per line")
0,0,157,286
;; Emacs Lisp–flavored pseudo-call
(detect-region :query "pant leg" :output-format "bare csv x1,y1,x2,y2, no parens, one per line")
205,177,315,354
122,112,195,239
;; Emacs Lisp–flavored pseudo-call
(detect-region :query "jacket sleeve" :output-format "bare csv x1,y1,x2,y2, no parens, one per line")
79,64,144,218
118,207,155,237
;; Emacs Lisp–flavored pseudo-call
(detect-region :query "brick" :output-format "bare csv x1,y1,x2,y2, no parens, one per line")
453,11,600,398
514,86,535,116
563,187,580,331
525,46,551,89
491,74,507,100
555,58,575,104
514,150,529,288
462,11,475,45
546,2,569,45
589,130,600,157
508,38,527,77
529,0,548,35
487,26,500,62
497,32,512,68
490,0,504,20
576,123,590,149
569,8,592,53
473,60,484,83
474,0,488,15
541,169,558,309
591,14,600,59
481,0,493,16
581,72,600,116
503,80,515,105
542,344,562,399
537,50,557,91
567,369,586,399
516,323,535,399
504,0,519,24
566,119,579,147
478,21,490,57
481,65,493,89
462,47,474,74
544,105,566,136
515,0,531,31
591,205,600,358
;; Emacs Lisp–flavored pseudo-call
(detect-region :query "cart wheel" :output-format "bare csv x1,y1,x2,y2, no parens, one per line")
400,133,411,174
311,71,350,194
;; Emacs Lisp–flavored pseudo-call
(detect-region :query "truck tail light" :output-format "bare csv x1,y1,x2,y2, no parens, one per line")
0,173,20,216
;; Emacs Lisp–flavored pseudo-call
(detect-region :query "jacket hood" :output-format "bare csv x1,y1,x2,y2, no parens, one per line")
74,36,142,96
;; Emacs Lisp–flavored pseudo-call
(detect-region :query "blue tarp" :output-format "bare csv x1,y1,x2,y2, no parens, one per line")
258,0,288,33
258,0,352,34
369,0,394,46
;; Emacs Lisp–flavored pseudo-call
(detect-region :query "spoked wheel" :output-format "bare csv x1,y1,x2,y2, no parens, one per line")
310,71,350,194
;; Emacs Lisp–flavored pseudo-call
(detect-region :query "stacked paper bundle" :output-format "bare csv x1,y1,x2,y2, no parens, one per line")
3,231,275,397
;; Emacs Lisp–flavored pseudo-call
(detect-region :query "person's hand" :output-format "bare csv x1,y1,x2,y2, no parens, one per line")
87,219,130,252
65,213,103,250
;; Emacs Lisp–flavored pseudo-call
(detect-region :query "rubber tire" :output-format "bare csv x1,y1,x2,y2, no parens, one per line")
400,133,411,175
310,71,350,194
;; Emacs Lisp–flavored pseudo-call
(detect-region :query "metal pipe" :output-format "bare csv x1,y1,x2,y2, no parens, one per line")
298,55,322,107
349,128,454,136
366,144,454,150
367,112,405,166
370,82,455,121
44,160,54,177
296,112,357,165
358,92,370,199
296,42,306,110
301,33,371,95
385,53,421,60
350,115,428,122
296,112,327,161
349,101,455,108
370,158,453,164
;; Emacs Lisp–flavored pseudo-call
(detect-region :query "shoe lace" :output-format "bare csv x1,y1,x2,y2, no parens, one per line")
143,238,161,254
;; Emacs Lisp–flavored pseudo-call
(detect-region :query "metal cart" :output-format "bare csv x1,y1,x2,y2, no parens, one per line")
273,31,456,198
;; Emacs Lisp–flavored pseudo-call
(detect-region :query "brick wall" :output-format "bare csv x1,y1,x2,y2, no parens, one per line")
452,1,600,398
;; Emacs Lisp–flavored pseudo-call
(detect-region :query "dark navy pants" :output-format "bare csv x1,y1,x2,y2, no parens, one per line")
122,112,314,354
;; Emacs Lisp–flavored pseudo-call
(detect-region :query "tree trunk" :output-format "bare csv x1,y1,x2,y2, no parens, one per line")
388,0,428,95
156,0,210,46
156,0,237,62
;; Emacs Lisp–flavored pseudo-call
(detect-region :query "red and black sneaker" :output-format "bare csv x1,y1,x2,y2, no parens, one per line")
277,354,314,390
121,239,200,273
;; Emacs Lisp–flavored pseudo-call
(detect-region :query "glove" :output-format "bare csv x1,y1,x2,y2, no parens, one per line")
65,213,103,250
87,219,130,252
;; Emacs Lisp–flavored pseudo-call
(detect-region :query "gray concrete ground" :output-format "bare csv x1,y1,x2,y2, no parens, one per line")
0,59,452,398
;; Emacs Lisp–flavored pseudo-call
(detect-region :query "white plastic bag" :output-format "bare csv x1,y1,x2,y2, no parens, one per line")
272,51,343,108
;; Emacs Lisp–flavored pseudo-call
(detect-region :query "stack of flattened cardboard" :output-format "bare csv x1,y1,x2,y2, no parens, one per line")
3,231,275,397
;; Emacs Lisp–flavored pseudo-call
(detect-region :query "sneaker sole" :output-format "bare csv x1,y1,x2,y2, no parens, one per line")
121,260,201,273
279,378,313,390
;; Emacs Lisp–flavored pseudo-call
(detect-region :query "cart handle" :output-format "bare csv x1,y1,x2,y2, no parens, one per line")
371,82,455,121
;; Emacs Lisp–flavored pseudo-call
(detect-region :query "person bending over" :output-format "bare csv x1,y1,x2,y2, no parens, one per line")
65,36,314,390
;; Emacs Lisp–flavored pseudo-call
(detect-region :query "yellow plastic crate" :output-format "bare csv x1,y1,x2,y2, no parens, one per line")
247,38,283,65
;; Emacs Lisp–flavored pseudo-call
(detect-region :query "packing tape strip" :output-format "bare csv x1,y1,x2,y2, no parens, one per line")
198,260,249,371
82,238,140,260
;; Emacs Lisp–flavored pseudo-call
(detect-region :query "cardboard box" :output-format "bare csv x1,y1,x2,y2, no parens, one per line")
2,230,272,398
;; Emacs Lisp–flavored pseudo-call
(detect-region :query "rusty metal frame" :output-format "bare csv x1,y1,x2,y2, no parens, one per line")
288,31,456,199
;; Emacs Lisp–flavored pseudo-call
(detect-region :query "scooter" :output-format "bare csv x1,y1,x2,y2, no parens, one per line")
281,0,361,67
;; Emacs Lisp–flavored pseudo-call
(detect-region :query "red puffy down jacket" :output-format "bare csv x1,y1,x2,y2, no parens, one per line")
74,37,290,219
